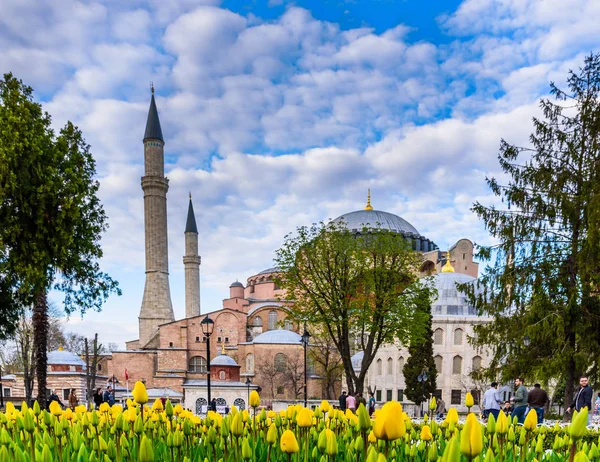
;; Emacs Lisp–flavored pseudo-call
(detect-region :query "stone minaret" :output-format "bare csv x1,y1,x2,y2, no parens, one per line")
184,195,201,318
139,89,174,347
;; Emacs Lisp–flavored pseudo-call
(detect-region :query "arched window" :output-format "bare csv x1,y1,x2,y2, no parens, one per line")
387,357,393,375
284,319,293,330
376,359,382,376
188,356,207,373
434,355,443,374
452,355,463,374
453,328,464,345
195,397,207,415
253,317,263,327
234,398,246,411
397,357,405,375
268,311,278,330
246,353,255,373
472,356,482,371
274,353,287,372
434,328,444,345
219,370,226,380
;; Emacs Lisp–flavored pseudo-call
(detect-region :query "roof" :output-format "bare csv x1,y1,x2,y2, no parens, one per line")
257,267,282,275
230,281,244,288
332,209,420,236
250,329,302,345
183,380,259,389
185,197,198,233
430,271,480,317
351,351,364,372
247,302,287,317
211,355,239,367
143,93,164,142
47,350,86,367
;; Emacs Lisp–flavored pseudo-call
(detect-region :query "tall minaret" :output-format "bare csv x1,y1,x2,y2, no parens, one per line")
184,194,201,318
139,87,174,347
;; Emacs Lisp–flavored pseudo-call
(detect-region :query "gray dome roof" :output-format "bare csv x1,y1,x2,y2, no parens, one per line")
431,272,479,317
211,355,239,367
332,210,420,236
351,351,364,372
47,350,86,367
257,267,281,275
230,281,244,288
251,329,302,344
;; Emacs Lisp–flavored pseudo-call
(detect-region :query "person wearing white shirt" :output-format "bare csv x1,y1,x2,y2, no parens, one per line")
483,382,502,420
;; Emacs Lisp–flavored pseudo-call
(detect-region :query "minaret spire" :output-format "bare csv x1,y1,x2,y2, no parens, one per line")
364,188,373,211
184,195,201,318
442,250,455,273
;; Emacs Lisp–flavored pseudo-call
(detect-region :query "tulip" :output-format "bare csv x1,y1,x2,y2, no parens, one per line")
524,408,538,431
267,423,278,445
325,429,338,456
249,391,260,408
320,400,330,413
231,413,244,437
570,407,588,441
420,425,433,442
486,413,496,434
465,392,474,410
574,451,590,462
132,381,149,405
460,413,483,459
297,408,313,427
428,443,439,461
496,410,508,435
429,397,437,411
445,408,459,426
151,399,163,411
280,430,300,453
441,436,460,462
139,435,154,462
373,401,405,441
49,401,62,417
242,437,252,460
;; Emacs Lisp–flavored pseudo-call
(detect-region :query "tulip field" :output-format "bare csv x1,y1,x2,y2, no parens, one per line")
0,382,597,462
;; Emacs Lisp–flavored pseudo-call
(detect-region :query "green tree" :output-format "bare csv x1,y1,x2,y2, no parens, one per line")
0,73,120,407
403,300,436,413
275,221,433,394
465,54,600,410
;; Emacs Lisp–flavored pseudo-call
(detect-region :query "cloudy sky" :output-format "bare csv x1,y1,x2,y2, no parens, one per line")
2,0,599,345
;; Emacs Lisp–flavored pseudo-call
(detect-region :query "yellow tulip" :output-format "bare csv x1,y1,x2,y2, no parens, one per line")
429,397,437,411
420,425,433,442
249,390,260,408
373,401,405,441
231,413,244,437
320,400,330,413
465,392,474,409
49,401,62,417
174,404,183,415
496,410,508,435
267,423,278,445
524,408,538,431
139,435,154,462
368,431,376,443
325,429,338,456
297,408,313,427
444,408,459,426
570,407,588,441
132,381,148,405
99,402,110,413
151,399,163,411
460,413,483,459
280,429,299,453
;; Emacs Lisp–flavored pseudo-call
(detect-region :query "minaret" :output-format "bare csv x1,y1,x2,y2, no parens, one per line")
184,194,201,318
139,87,174,347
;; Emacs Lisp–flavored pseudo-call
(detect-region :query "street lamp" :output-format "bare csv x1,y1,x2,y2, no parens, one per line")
201,315,215,412
0,364,4,409
417,370,428,417
301,323,311,408
245,376,252,410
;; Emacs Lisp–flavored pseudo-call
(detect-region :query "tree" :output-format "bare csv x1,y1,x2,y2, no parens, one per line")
275,221,433,394
255,361,281,399
84,334,102,410
464,54,600,410
403,301,436,413
308,332,344,399
281,355,305,399
0,73,120,408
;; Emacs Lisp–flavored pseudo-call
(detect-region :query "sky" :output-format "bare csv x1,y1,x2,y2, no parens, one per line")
1,0,599,346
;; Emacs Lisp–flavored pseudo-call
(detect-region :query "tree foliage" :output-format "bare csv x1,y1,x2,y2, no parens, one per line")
0,73,120,406
464,54,600,409
275,221,433,394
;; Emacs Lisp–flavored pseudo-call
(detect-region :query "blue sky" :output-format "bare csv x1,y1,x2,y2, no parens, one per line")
1,0,599,345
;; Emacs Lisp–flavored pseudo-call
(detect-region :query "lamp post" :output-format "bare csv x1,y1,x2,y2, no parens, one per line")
201,315,215,412
0,364,4,409
417,370,428,417
301,323,311,408
245,376,252,409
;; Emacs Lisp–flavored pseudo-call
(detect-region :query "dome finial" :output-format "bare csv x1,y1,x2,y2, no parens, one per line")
150,82,154,95
221,343,225,355
364,189,373,211
58,345,64,351
442,250,455,273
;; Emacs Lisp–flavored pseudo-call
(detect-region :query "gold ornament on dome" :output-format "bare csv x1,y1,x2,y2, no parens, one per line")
441,251,455,273
364,189,373,211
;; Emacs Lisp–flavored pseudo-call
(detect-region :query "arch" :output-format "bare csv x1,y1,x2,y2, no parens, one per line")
397,356,405,375
453,328,464,345
434,355,443,374
472,355,482,371
420,260,435,273
274,353,287,372
246,353,255,373
387,357,393,375
188,356,207,373
452,355,463,374
433,328,444,345
219,370,226,380
376,359,382,376
253,316,263,327
268,311,278,330
195,397,207,415
234,398,246,411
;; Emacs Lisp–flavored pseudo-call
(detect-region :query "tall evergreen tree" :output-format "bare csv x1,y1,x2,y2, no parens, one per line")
465,54,600,409
0,73,120,407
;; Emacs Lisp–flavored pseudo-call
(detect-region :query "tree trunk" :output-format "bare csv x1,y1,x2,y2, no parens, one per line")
33,290,49,409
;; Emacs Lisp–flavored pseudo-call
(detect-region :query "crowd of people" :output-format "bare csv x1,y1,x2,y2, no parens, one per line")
337,391,377,416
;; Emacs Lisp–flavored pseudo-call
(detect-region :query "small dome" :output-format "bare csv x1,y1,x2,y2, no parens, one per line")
251,329,302,345
431,272,479,317
332,210,420,236
230,281,244,288
211,355,239,367
351,351,364,372
47,350,86,367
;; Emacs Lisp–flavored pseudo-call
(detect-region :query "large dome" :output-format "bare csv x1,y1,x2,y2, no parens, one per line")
430,272,479,317
333,209,420,236
251,329,302,345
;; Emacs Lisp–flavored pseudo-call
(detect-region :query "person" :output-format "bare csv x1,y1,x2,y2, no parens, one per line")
502,400,513,415
346,392,357,413
93,388,103,409
511,377,528,424
527,383,549,425
68,390,78,410
567,375,593,425
210,398,217,412
435,398,446,419
48,390,64,408
483,382,502,421
338,391,347,411
368,393,376,416
103,386,115,406
357,392,367,409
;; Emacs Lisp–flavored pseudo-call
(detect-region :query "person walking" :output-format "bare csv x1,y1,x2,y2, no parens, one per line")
346,392,357,413
68,390,78,410
567,376,593,425
483,382,502,421
93,388,103,409
338,391,347,412
435,398,446,419
48,390,64,408
357,392,367,409
103,386,115,406
368,392,376,416
511,377,528,424
527,383,549,425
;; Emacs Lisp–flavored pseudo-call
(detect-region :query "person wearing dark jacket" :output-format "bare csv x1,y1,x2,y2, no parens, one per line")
527,384,549,425
567,376,593,424
338,391,347,411
93,388,103,409
48,390,64,408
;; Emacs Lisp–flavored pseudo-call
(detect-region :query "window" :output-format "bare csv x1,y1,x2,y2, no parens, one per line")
196,397,207,415
397,357,404,375
234,398,246,411
219,371,226,380
276,386,284,395
472,356,482,371
268,311,278,330
470,389,481,405
397,389,404,401
433,328,444,345
253,317,263,327
97,363,102,371
63,389,71,401
386,390,392,402
246,354,255,373
452,355,462,375
451,390,461,405
376,359,382,376
224,337,229,343
376,390,382,401
274,353,287,372
434,355,443,375
3,388,11,398
433,389,442,400
453,329,464,345
169,342,174,348
307,357,316,376
217,337,222,343
284,319,293,330
249,285,255,293
387,358,393,375
196,336,200,342
188,356,207,373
